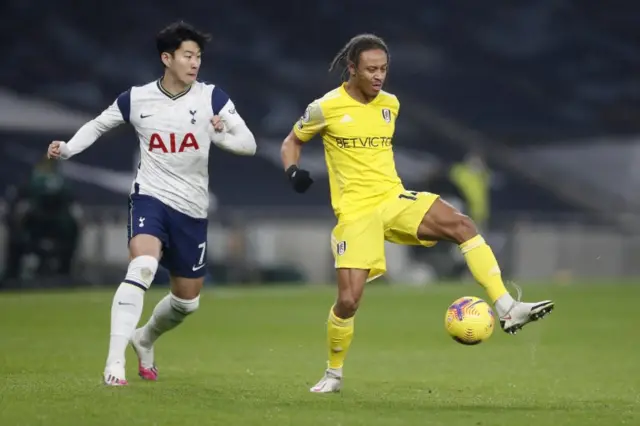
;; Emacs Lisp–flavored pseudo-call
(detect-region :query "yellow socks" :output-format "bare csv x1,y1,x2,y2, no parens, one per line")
327,306,354,369
459,235,508,303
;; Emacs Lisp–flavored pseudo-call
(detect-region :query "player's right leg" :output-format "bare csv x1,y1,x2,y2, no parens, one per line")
311,268,369,394
104,234,161,386
311,215,385,393
104,193,165,386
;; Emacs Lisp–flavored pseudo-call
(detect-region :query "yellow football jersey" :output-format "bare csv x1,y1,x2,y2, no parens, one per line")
293,83,404,221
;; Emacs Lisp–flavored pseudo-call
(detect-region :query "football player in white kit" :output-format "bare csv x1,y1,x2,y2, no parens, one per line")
47,21,257,386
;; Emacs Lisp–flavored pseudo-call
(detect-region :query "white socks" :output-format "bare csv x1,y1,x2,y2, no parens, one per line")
106,283,145,368
105,255,158,372
139,293,200,347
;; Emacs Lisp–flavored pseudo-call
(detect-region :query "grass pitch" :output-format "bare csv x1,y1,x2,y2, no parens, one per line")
1,282,638,425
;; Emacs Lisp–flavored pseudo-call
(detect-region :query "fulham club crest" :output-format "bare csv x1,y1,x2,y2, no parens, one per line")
382,108,391,123
337,241,347,256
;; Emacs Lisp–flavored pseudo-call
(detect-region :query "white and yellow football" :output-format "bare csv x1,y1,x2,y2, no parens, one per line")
445,296,495,345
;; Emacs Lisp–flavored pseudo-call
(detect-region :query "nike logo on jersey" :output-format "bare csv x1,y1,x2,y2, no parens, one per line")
192,263,206,271
340,114,353,123
140,113,153,119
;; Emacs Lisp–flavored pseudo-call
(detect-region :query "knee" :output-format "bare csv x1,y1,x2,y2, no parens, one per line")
125,255,159,290
450,214,478,244
335,293,360,318
169,293,200,316
171,277,204,300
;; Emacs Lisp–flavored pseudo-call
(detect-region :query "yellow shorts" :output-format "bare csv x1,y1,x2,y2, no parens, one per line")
331,189,440,281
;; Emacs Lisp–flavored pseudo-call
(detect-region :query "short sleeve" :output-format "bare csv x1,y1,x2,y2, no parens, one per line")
293,100,326,142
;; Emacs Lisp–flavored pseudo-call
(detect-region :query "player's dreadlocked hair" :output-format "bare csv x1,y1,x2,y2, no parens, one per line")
329,34,389,79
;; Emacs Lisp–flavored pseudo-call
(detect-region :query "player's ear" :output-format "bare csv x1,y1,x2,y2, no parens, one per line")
160,52,172,68
347,61,356,78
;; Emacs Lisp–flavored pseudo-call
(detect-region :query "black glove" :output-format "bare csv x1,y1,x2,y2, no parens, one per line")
286,165,313,193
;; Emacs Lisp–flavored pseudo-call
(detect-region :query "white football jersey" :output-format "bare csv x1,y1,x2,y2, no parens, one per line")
69,80,245,218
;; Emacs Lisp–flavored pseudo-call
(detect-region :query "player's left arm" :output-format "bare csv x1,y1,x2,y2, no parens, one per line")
393,96,400,120
209,87,256,156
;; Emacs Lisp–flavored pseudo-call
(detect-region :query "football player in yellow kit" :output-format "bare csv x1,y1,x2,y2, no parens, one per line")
280,34,554,393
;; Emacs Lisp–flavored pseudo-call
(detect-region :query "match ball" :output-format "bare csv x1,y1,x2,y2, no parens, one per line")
445,296,495,345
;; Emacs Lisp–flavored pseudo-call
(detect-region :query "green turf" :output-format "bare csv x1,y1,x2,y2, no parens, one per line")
0,283,638,425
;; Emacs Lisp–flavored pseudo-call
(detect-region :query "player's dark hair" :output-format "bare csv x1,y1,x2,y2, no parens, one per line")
156,21,211,59
329,34,389,79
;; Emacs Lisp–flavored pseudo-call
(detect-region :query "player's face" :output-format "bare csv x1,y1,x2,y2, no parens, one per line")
165,41,202,85
354,49,388,97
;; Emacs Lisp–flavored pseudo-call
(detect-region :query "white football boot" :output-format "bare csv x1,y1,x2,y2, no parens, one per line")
310,368,342,393
496,282,555,335
103,362,128,386
500,299,554,335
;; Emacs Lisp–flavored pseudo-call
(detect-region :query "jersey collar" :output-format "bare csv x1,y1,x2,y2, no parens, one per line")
340,83,381,106
156,78,192,100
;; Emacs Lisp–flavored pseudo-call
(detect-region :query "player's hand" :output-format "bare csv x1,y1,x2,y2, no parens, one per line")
211,115,225,133
286,165,313,193
47,141,65,159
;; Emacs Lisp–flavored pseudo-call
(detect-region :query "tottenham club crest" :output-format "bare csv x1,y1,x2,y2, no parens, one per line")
382,108,391,123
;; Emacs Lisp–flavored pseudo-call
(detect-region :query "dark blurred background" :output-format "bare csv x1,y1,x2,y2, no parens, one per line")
1,0,639,289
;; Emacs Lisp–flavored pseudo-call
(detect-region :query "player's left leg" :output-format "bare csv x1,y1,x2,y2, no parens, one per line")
132,275,203,380
131,207,207,381
416,198,554,334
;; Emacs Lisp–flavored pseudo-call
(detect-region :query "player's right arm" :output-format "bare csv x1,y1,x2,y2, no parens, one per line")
281,100,326,193
47,91,130,160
